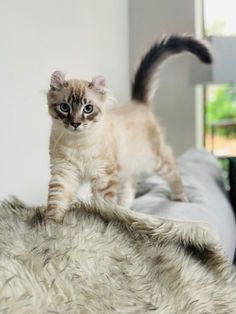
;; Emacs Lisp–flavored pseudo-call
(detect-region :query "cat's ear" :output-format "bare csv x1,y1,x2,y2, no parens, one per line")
89,75,106,93
50,71,66,90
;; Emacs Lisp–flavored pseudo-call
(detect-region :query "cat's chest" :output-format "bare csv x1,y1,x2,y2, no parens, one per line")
65,145,113,181
75,180,93,204
56,139,118,199
69,150,115,204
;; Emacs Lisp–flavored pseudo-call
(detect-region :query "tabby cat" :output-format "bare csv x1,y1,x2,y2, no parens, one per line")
45,35,212,222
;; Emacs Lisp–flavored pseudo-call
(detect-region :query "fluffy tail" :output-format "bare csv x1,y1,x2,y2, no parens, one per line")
132,35,212,104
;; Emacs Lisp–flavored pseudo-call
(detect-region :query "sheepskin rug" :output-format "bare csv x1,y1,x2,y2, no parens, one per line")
0,198,236,314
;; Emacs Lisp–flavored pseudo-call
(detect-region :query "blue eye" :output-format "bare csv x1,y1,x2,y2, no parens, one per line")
83,104,93,113
59,103,70,113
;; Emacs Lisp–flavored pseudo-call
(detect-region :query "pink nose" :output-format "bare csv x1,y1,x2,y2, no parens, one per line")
70,122,81,129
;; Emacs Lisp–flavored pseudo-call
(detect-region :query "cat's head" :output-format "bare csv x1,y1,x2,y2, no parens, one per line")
47,71,107,133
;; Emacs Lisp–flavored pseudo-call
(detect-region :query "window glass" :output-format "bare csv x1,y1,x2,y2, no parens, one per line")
204,0,236,36
205,85,236,156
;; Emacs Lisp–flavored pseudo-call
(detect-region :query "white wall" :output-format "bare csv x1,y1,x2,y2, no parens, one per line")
129,0,198,156
0,0,129,204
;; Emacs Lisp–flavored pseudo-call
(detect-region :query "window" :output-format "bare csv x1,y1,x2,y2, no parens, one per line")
204,0,236,37
203,0,236,156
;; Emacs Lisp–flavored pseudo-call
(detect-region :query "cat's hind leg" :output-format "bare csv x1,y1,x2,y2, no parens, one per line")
154,143,187,202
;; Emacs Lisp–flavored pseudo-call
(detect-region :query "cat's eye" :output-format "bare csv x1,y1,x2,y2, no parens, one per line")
83,104,93,114
59,103,70,113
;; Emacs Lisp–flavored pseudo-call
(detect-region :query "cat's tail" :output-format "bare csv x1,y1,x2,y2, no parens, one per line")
131,35,212,104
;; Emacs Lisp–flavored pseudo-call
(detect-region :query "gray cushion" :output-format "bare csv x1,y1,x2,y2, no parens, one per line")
133,149,236,262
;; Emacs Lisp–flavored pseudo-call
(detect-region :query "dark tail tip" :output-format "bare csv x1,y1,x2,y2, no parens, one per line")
182,36,213,64
199,48,212,64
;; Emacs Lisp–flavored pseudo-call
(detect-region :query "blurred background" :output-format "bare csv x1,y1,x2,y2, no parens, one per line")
1,0,236,204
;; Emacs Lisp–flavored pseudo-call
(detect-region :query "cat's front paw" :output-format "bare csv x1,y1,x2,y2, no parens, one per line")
44,207,65,223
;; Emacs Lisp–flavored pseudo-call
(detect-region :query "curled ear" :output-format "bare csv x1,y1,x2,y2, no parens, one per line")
50,71,66,90
89,75,106,93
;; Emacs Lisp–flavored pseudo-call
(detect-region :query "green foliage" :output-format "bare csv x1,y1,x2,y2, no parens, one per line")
205,85,236,136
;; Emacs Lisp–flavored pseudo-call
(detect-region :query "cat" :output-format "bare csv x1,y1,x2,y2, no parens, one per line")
45,35,212,222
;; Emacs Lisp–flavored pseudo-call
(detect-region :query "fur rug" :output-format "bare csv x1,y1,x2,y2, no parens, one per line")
0,198,236,314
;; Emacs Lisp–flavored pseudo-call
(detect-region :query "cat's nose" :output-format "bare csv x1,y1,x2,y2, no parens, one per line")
70,122,81,129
